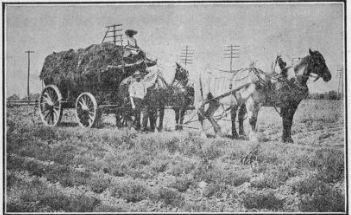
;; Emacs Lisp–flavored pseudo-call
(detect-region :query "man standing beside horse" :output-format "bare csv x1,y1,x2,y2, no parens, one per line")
129,70,148,131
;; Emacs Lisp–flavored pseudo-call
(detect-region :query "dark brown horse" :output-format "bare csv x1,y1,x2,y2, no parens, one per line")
143,63,194,131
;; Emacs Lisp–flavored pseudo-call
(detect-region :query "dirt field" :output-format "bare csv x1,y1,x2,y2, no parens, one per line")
5,99,345,212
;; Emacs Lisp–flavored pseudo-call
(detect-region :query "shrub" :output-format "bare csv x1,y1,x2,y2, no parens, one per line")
192,163,223,183
165,137,181,153
22,160,46,177
157,188,185,207
87,175,111,194
168,160,195,176
64,194,100,212
93,204,125,212
32,126,57,140
6,172,21,188
292,175,325,195
243,191,284,211
202,183,225,198
199,144,223,161
168,177,193,192
111,181,150,203
50,144,76,165
299,186,345,212
224,172,251,187
312,149,344,183
251,168,288,189
151,159,169,173
40,191,100,212
59,169,91,187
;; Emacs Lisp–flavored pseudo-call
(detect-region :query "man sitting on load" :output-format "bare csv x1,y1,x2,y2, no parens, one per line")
129,70,147,130
124,29,145,59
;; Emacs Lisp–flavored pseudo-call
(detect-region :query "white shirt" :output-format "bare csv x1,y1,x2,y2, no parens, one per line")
126,37,138,48
129,81,146,99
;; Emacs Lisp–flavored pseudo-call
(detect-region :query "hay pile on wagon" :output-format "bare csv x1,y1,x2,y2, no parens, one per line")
40,42,156,92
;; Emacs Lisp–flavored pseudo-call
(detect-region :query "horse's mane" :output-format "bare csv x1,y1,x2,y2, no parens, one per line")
293,55,311,73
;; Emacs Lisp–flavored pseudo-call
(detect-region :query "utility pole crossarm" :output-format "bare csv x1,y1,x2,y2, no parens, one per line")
179,45,194,68
224,44,240,72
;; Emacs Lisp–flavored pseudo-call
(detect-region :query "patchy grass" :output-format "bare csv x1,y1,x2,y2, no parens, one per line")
156,188,185,207
5,100,345,212
110,180,150,203
242,191,284,211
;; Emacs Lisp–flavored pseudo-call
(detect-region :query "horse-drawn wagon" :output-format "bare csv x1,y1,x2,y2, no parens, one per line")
38,42,156,128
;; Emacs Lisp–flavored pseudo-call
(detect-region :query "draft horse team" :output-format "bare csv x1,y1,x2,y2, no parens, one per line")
38,31,331,143
123,49,331,144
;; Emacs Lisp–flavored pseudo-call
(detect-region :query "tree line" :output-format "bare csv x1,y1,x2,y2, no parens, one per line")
307,90,343,100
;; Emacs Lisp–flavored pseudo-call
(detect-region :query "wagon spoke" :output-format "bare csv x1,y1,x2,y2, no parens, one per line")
51,110,55,124
53,109,59,120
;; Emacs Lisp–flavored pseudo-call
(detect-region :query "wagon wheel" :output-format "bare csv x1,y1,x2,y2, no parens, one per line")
75,92,100,128
39,85,63,126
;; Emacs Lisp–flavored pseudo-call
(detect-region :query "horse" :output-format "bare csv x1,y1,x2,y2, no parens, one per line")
143,63,194,131
197,49,331,143
170,63,195,130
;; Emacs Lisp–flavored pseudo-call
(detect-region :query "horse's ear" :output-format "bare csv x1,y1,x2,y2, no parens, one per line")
309,49,314,55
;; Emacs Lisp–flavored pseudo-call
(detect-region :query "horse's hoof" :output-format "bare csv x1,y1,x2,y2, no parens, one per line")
282,137,294,143
232,133,239,139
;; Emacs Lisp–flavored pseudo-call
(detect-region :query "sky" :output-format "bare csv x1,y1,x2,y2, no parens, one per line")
5,2,344,98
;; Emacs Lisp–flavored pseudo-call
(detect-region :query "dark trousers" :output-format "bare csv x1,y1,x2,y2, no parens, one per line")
132,97,149,130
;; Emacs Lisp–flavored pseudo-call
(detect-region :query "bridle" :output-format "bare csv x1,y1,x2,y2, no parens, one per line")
295,55,322,83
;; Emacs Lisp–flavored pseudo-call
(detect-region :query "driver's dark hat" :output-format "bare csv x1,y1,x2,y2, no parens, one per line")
125,29,138,37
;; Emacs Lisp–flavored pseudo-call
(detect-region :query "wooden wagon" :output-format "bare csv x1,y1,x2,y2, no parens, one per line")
38,43,156,128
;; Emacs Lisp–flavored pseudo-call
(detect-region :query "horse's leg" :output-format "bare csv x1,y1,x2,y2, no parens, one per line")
281,103,298,143
157,106,164,131
205,100,222,137
246,97,260,142
230,106,239,139
238,104,247,136
179,108,186,130
197,104,207,138
149,108,156,132
174,108,180,130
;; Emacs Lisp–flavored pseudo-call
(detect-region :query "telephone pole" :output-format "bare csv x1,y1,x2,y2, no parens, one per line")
337,66,343,99
102,24,123,45
25,50,34,103
224,45,240,72
179,45,194,67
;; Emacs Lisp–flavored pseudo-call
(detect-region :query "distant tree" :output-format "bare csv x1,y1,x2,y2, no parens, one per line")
308,90,340,100
7,94,20,101
327,90,338,100
21,93,40,101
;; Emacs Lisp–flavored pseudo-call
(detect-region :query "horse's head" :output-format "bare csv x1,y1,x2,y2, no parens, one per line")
308,49,331,82
174,63,189,86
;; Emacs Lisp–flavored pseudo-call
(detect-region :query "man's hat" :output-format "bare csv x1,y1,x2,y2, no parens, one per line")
133,70,142,77
125,29,138,37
